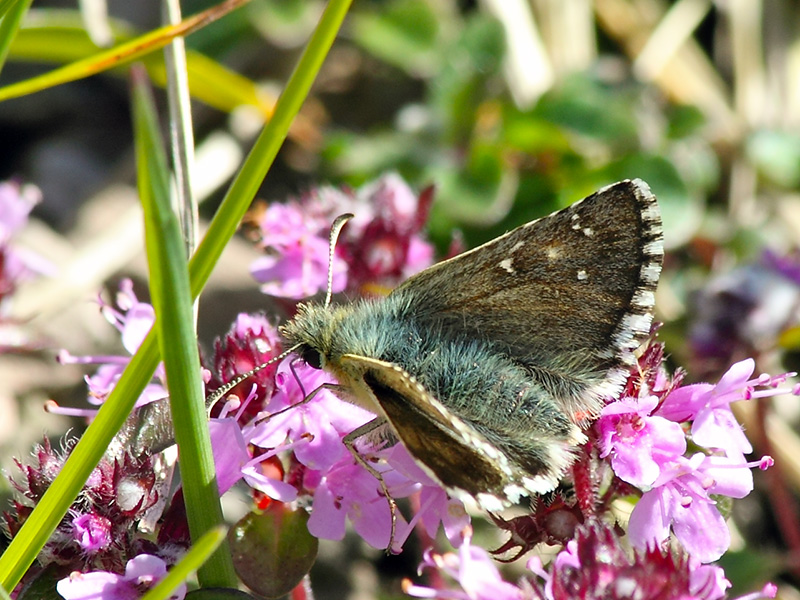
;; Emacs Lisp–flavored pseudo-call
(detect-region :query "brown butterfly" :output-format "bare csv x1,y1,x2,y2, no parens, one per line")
282,179,664,509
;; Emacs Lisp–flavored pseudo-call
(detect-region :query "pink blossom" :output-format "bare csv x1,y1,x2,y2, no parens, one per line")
597,395,686,487
71,513,113,554
248,173,434,298
385,444,470,547
404,531,524,600
249,201,347,298
57,279,167,407
306,455,402,549
56,554,185,600
250,359,374,472
628,453,731,563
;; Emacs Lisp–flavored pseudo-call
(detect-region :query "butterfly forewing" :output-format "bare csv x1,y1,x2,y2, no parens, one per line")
389,179,663,414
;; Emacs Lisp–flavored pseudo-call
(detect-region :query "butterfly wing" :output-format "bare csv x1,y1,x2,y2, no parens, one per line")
340,353,564,509
389,179,663,414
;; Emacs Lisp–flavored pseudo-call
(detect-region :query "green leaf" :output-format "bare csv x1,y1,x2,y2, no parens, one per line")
533,75,639,147
229,506,318,599
8,10,271,115
501,106,571,154
13,565,62,600
0,0,33,74
186,589,255,599
666,104,706,140
0,2,255,105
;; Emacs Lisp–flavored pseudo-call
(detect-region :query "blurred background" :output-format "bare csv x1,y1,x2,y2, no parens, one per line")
2,0,800,597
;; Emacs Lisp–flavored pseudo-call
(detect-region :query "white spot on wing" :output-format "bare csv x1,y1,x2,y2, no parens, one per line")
577,269,588,281
498,258,515,274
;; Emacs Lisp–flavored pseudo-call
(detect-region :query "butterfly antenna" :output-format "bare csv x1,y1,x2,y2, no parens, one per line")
205,345,297,409
324,213,353,308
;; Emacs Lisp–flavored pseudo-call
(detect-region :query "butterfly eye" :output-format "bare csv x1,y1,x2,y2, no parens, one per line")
301,346,324,370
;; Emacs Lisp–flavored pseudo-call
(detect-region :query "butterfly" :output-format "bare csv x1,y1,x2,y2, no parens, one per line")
281,179,663,510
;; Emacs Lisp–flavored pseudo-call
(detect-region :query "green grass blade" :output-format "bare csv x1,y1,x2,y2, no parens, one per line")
132,67,235,588
0,0,250,102
6,10,273,116
0,0,32,74
0,0,352,590
0,0,21,20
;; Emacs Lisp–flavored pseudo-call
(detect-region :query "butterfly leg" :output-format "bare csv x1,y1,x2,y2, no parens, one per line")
343,417,399,552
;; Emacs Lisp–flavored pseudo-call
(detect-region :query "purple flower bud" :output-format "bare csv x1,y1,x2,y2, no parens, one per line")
72,513,113,554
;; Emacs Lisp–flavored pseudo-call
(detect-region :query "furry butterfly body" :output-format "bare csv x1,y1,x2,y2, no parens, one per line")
281,179,663,508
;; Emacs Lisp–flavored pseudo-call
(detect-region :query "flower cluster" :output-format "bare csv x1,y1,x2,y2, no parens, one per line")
2,437,173,578
206,343,469,552
246,172,435,298
57,554,185,600
56,278,167,408
597,353,785,564
0,181,46,303
404,343,790,599
405,524,777,600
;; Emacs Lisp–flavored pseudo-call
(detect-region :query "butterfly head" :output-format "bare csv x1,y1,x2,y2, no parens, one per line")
281,302,337,370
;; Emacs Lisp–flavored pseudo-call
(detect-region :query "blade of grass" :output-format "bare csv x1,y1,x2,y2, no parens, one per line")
6,11,262,113
133,66,235,588
139,526,227,600
0,0,22,20
0,0,353,590
162,0,199,260
0,0,250,102
0,0,33,74
7,11,319,142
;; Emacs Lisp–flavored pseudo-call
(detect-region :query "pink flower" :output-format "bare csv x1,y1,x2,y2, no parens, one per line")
626,452,744,563
57,279,167,408
385,444,470,548
597,395,686,487
0,181,50,290
248,173,434,298
404,530,524,600
526,522,732,600
306,455,402,549
71,513,113,554
56,554,185,600
658,359,797,461
250,359,374,472
249,201,347,299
